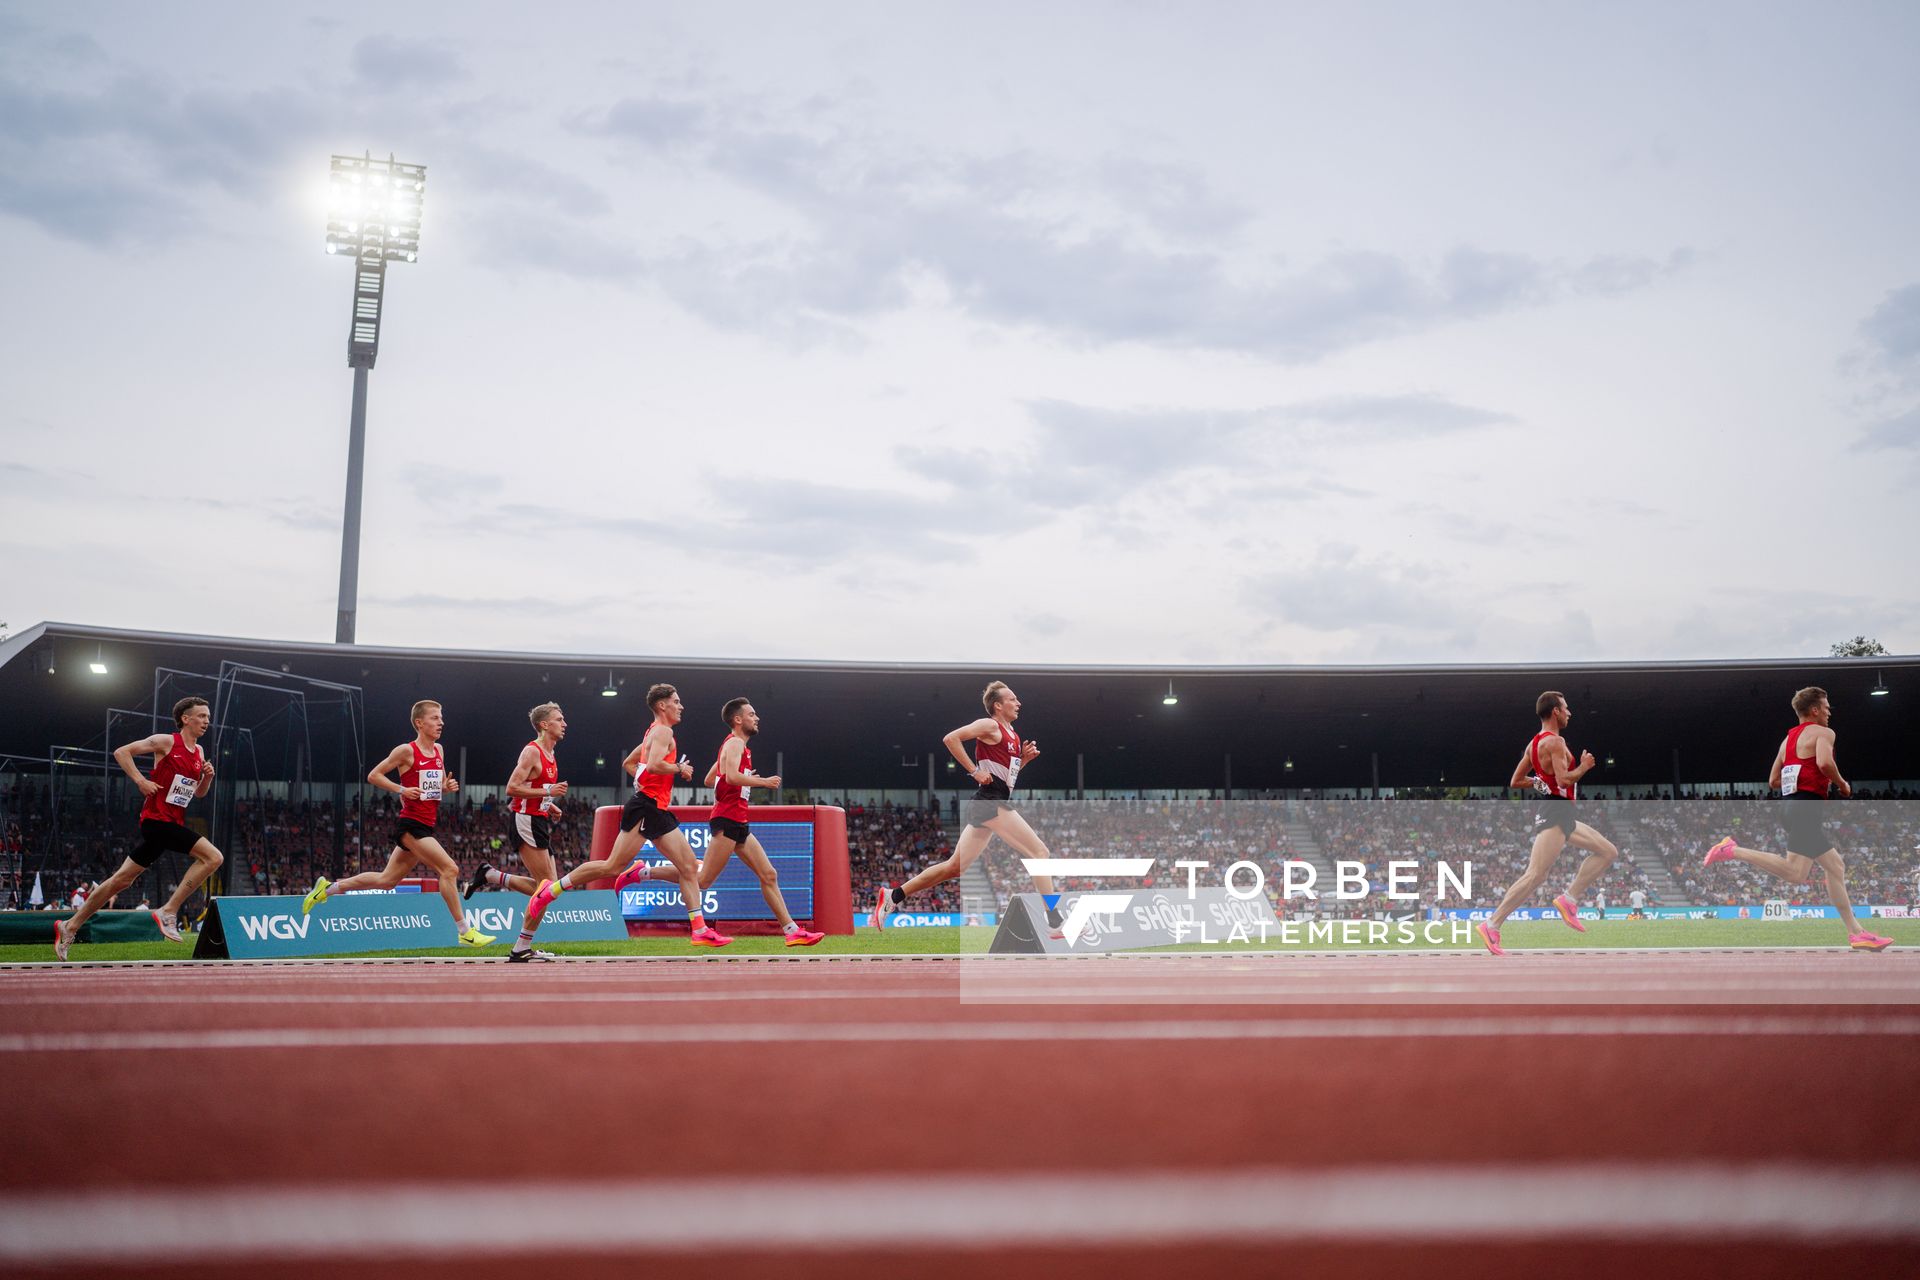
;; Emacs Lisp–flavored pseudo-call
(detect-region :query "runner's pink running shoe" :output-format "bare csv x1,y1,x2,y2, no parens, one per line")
1703,836,1738,868
526,880,558,924
1849,932,1894,952
690,925,734,947
612,863,649,893
1553,894,1586,933
1476,923,1503,956
784,927,826,947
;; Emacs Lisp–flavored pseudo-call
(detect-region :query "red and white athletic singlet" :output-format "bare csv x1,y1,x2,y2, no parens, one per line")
399,742,445,826
636,733,676,805
712,739,751,822
1528,731,1576,801
1779,724,1829,797
510,741,558,815
138,733,205,825
975,723,1023,799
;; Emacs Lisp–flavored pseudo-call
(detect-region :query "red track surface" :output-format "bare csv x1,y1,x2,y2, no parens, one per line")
2,951,1918,1278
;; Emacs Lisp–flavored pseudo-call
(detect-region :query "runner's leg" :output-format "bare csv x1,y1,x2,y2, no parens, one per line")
1487,826,1568,930
160,839,223,916
1562,822,1618,902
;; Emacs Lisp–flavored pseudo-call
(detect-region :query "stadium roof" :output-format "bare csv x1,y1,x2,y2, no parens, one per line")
3,622,1915,793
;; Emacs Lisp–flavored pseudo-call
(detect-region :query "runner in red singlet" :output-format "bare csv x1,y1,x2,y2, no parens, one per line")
301,700,496,947
467,702,571,962
528,683,730,946
873,680,1062,933
615,698,825,945
1703,686,1892,951
1477,690,1620,956
53,696,225,961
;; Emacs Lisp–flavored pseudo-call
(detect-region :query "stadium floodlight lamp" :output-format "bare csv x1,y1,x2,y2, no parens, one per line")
1283,757,1294,772
1162,679,1178,706
1605,753,1616,767
601,672,619,698
1870,674,1890,697
327,151,425,645
88,645,107,676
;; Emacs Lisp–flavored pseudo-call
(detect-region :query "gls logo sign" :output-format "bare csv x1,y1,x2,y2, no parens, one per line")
237,913,310,942
1020,858,1154,947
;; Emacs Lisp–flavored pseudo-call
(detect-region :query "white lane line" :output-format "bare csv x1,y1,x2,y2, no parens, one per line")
0,1164,1916,1261
3,1014,1917,1052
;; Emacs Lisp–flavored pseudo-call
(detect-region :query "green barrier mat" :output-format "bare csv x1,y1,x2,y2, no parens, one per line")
0,910,167,944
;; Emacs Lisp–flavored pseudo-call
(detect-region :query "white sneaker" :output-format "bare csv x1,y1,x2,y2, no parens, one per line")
872,884,895,930
153,910,183,943
53,919,72,962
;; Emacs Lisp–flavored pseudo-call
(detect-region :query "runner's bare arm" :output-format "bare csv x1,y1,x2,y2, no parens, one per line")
1508,748,1534,790
1814,728,1850,797
709,736,743,788
505,745,545,800
368,744,418,798
193,757,215,797
944,718,996,783
1767,740,1787,791
643,728,694,779
1547,738,1595,789
622,742,647,781
112,734,175,795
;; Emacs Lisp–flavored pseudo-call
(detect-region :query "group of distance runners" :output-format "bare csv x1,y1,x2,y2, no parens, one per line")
51,677,1896,961
293,683,828,961
1474,684,1893,954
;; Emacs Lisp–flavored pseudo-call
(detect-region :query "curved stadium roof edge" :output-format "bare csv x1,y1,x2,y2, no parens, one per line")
6,620,1915,681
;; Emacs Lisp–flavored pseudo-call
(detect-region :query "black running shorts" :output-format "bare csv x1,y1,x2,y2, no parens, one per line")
708,816,750,844
392,817,436,847
1783,795,1835,858
131,818,200,867
964,797,1015,829
620,793,680,841
507,812,553,851
1532,798,1577,838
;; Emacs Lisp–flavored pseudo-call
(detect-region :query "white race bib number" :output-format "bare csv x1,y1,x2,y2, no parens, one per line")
1779,764,1802,796
417,768,444,801
165,773,198,808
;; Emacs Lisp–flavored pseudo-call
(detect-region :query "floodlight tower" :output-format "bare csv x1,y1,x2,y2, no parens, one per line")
326,152,425,645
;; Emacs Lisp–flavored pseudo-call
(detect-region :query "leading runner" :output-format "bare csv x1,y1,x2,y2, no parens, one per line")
873,680,1063,934
1703,686,1892,951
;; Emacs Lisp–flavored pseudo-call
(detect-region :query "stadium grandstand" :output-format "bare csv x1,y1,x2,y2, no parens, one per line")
4,621,1915,918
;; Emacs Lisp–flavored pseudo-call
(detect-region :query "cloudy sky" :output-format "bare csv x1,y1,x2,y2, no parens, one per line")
3,1,1917,665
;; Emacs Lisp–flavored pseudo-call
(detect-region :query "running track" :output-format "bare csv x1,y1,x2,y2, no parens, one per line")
2,950,1917,1278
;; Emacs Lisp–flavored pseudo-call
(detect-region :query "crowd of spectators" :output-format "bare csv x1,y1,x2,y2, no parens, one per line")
846,801,960,912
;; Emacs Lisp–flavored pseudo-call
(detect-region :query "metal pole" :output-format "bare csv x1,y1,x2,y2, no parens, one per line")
335,364,369,644
1370,751,1381,799
1224,753,1232,801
